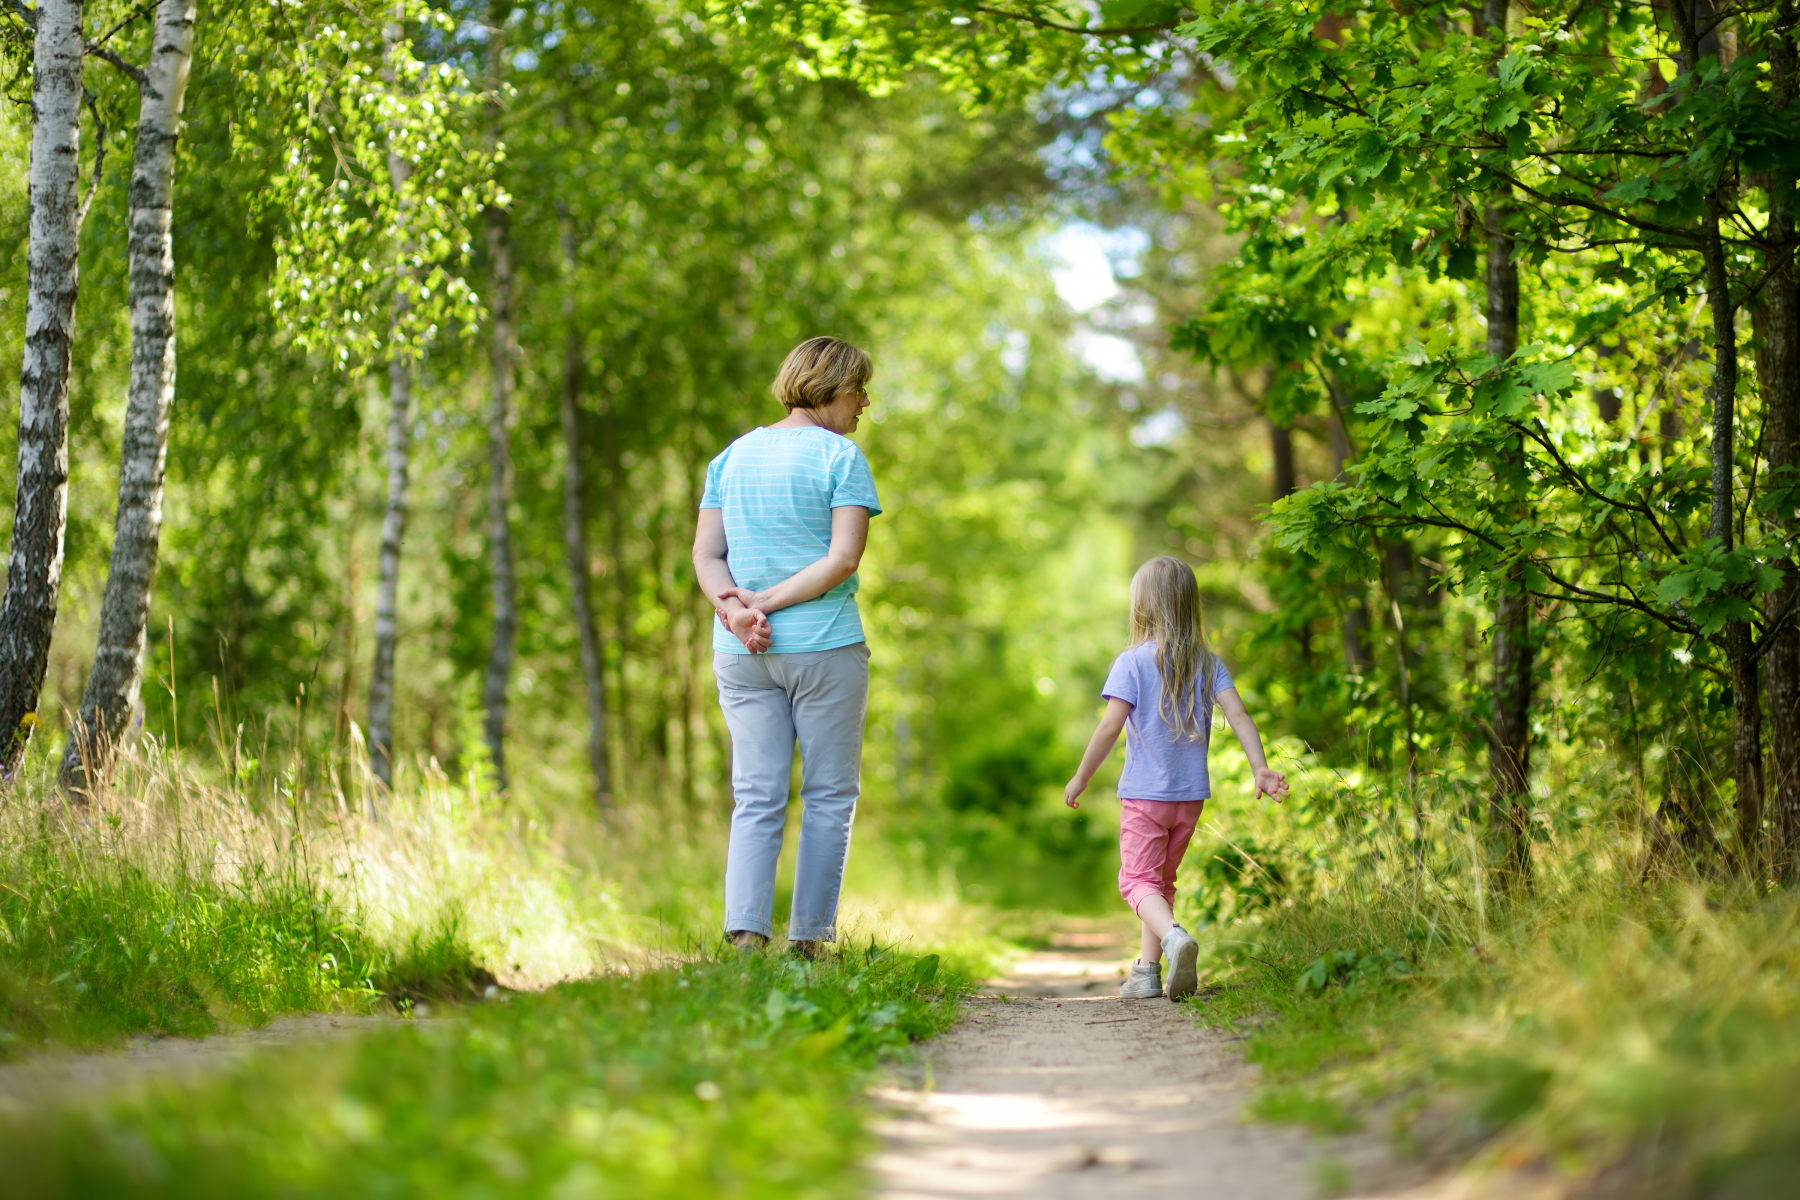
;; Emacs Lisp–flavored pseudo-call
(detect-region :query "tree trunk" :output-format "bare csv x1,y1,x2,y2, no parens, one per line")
1269,418,1296,500
1325,398,1374,673
367,332,411,789
1759,1,1800,879
1674,0,1763,863
557,204,611,808
1704,198,1761,857
481,203,517,792
1595,341,1623,424
1480,28,1535,885
367,19,415,791
60,0,196,796
0,0,85,779
479,7,516,793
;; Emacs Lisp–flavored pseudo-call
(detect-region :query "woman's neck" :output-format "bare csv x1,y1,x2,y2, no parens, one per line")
770,408,843,434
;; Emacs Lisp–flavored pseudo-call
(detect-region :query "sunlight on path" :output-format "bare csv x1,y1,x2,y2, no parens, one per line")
872,919,1433,1200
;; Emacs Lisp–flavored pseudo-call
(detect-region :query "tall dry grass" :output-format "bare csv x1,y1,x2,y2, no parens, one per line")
0,722,1005,1053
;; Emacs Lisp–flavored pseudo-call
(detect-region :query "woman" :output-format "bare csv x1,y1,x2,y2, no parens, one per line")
691,336,879,955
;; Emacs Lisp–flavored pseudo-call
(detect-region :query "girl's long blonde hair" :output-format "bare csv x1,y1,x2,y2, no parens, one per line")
1129,556,1218,743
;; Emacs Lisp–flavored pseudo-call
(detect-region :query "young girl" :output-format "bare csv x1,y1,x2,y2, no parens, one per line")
1065,556,1289,1000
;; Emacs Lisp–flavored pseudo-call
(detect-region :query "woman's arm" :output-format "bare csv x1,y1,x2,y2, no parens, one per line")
691,509,770,653
1216,687,1288,802
732,506,870,616
1065,697,1133,808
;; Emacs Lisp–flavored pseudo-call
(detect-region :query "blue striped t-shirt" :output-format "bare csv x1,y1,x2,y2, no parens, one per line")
700,426,882,654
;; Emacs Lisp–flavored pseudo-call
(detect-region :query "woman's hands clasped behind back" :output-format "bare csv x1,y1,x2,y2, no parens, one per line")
717,587,773,654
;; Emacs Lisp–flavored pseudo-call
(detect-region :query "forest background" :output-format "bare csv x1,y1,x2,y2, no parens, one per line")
0,0,1798,1195
0,0,1282,915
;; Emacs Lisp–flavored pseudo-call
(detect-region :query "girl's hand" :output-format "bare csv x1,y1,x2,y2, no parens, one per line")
1063,777,1087,809
1253,767,1289,804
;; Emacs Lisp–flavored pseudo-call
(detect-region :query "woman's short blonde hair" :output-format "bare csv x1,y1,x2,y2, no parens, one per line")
771,336,873,410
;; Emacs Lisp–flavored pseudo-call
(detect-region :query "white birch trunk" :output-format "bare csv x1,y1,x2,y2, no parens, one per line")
61,0,197,794
367,320,411,788
367,128,413,789
0,0,86,778
480,8,517,791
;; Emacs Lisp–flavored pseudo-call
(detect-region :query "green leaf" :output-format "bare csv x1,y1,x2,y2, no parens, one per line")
1518,360,1577,395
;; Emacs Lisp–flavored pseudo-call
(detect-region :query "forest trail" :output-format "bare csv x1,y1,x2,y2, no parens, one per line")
0,1014,390,1114
873,918,1450,1200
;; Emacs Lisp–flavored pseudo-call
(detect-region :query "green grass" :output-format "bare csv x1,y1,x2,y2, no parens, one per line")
0,806,507,1056
0,844,388,1053
1180,755,1800,1196
1,943,966,1198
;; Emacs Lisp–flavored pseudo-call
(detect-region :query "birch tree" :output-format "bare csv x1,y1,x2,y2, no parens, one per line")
238,0,488,790
368,100,413,789
0,0,87,778
59,0,197,795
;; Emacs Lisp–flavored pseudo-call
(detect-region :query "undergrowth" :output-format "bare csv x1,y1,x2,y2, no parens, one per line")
0,844,390,1054
0,736,548,1054
1184,749,1800,1198
2,943,965,1198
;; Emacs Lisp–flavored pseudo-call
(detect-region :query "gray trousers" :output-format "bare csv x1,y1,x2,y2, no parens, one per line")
715,643,870,941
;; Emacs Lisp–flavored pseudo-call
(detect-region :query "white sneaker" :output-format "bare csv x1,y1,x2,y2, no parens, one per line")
1162,925,1200,999
1119,960,1162,999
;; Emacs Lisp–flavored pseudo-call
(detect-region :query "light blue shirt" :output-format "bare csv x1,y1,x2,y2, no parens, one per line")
700,426,882,654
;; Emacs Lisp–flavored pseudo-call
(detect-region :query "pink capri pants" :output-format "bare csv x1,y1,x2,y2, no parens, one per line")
1118,798,1207,913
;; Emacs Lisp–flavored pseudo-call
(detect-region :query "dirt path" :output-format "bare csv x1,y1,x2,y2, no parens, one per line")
873,918,1435,1200
0,1014,391,1115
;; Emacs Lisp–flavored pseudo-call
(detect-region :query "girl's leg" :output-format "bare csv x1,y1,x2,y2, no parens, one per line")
1130,800,1207,962
1136,894,1177,962
786,644,871,945
1119,799,1175,960
1157,800,1209,995
1157,799,1207,920
715,653,798,941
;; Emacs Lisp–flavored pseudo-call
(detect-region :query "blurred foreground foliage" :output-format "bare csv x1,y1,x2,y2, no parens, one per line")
2,943,964,1198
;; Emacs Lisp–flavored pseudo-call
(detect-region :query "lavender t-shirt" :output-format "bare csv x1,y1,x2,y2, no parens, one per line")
1101,642,1236,802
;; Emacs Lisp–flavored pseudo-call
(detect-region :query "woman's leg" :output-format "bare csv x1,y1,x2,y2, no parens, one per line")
785,644,870,944
715,652,797,940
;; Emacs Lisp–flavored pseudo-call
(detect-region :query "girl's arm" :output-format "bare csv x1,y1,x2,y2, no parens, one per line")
1216,687,1288,803
1064,697,1133,809
721,505,870,616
